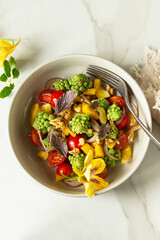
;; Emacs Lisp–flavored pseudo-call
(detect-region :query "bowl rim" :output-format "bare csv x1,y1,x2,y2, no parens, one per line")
8,54,152,197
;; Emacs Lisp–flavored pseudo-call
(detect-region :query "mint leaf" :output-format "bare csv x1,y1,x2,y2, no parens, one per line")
9,83,15,89
12,68,20,79
0,73,7,82
9,56,16,69
4,60,11,77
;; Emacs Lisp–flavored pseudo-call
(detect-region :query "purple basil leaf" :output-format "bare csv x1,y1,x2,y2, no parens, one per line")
98,124,109,139
50,134,68,157
91,100,99,109
55,90,77,114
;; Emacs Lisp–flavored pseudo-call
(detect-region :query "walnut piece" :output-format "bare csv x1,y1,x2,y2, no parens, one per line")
68,148,80,156
50,117,66,130
73,103,82,113
59,107,72,121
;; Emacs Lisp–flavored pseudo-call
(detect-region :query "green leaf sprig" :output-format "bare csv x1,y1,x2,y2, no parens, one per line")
0,56,20,99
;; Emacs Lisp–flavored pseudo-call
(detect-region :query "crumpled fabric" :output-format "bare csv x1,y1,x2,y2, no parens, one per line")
130,48,160,124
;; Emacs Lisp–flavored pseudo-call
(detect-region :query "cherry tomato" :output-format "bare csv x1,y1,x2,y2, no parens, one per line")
114,131,127,150
56,162,72,176
30,129,42,146
68,135,84,150
109,96,126,108
51,90,65,108
48,150,66,167
117,115,128,130
39,89,54,104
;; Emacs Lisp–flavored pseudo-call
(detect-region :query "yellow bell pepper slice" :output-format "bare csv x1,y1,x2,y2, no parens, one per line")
37,151,49,160
107,141,116,149
94,79,101,90
83,88,96,95
121,144,132,164
97,106,107,124
126,112,137,129
30,103,41,126
41,103,52,114
81,143,94,154
96,89,110,98
95,144,104,158
64,127,76,137
82,102,99,120
56,174,65,181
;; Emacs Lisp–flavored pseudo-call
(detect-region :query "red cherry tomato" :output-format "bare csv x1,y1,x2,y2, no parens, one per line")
30,129,42,146
114,131,127,150
56,162,72,176
39,89,54,104
48,150,66,167
117,115,128,130
109,96,126,108
68,135,84,150
51,90,65,108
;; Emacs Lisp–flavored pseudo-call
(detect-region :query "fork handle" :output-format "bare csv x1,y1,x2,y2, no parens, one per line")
126,99,160,150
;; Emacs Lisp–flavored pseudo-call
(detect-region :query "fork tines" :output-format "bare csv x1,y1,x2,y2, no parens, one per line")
87,64,120,89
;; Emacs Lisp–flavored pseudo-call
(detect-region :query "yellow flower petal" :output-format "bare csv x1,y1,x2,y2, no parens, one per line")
84,182,95,198
90,158,106,175
73,166,82,177
84,150,93,167
0,38,21,66
90,175,109,191
83,164,92,181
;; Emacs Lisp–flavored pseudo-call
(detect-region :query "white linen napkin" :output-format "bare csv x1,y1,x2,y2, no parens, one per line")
130,48,160,124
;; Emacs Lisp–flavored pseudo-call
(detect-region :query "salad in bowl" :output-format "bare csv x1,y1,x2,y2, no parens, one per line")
29,73,140,197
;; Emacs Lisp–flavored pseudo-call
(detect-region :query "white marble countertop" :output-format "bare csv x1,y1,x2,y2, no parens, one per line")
1,0,160,239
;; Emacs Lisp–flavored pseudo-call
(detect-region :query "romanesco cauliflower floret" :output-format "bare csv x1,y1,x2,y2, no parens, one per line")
92,97,110,109
104,149,121,167
33,111,55,134
68,73,92,94
106,126,118,139
42,137,52,147
68,153,85,170
107,103,122,121
69,113,91,134
54,79,71,91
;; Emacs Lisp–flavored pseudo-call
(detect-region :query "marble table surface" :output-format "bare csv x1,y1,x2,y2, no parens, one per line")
0,0,160,239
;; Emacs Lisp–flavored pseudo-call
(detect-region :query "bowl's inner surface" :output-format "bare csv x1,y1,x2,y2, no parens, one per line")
9,55,151,196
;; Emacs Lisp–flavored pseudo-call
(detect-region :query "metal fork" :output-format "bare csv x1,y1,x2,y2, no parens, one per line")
87,64,160,150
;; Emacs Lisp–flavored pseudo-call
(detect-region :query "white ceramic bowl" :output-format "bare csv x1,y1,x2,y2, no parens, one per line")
8,55,152,197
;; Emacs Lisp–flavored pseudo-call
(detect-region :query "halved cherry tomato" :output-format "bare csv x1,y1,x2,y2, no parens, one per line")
56,162,72,176
68,134,84,150
48,150,66,167
51,90,65,108
117,115,128,130
39,89,54,104
114,131,127,150
109,96,126,108
30,129,42,146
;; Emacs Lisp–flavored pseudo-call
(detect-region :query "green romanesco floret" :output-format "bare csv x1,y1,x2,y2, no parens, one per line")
92,97,110,109
32,111,55,134
53,79,71,91
106,125,118,139
104,148,121,167
68,153,85,170
69,113,91,134
68,73,92,94
42,137,52,148
107,103,122,121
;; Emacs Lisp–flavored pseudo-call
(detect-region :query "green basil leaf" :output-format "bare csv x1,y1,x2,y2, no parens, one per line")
9,56,16,69
4,60,11,77
12,68,20,79
0,73,7,82
0,83,15,98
